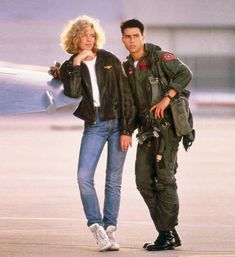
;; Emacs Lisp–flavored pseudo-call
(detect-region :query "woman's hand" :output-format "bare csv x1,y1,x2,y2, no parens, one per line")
73,50,95,66
120,135,132,152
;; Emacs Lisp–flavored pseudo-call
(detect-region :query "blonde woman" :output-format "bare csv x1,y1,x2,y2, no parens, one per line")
59,16,135,251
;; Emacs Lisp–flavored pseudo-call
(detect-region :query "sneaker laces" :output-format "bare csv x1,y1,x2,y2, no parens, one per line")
90,223,110,250
97,227,108,241
95,226,110,248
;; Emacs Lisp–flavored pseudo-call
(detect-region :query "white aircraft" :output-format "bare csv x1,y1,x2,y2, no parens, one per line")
0,63,81,116
1,62,234,117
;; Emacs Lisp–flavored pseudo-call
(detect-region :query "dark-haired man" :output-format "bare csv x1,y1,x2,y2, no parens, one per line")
120,19,193,251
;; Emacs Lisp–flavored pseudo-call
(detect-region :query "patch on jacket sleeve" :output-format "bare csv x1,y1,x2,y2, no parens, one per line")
162,52,175,62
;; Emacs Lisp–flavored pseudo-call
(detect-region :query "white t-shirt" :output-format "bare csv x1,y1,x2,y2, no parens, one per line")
83,57,100,107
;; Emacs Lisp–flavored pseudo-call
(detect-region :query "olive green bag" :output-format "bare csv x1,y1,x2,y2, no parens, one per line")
170,90,195,151
170,90,192,137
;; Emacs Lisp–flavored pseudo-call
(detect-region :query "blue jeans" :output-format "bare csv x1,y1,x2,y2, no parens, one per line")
77,112,127,228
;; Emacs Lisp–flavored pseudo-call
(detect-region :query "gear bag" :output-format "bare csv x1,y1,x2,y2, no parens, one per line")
170,90,195,151
170,90,192,137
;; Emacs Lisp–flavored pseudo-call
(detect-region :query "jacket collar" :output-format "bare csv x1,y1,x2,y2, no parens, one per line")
126,43,161,64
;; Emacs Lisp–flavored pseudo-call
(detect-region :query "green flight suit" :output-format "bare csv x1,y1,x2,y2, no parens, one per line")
123,43,192,231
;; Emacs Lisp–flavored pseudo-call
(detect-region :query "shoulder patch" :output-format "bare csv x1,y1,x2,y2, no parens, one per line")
162,52,175,62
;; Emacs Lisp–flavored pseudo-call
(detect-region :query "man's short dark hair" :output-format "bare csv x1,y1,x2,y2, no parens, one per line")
120,19,144,35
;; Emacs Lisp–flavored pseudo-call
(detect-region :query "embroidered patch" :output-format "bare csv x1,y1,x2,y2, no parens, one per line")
162,52,175,62
104,65,112,69
138,61,148,70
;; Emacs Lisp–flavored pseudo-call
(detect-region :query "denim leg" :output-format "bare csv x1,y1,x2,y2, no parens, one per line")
77,118,107,227
103,119,127,228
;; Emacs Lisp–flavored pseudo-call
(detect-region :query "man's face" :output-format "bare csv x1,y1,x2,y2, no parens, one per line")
122,27,144,54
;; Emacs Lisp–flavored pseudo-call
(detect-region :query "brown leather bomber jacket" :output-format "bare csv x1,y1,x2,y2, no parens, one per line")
60,49,136,135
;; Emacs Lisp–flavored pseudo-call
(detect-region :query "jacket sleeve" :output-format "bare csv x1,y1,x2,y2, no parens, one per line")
114,59,136,135
159,51,193,93
60,59,82,98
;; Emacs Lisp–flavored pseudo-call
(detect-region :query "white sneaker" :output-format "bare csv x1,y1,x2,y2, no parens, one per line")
106,225,120,251
89,223,111,251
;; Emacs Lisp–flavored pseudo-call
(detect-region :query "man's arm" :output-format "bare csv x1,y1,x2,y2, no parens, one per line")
150,51,192,119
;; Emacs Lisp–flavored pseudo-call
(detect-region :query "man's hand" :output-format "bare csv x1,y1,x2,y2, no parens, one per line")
120,135,132,152
150,97,170,119
150,89,177,119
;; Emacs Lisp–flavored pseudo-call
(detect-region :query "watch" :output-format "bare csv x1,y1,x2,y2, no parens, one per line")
164,92,173,100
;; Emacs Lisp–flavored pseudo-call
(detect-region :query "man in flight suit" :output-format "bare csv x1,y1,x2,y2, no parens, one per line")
120,19,193,251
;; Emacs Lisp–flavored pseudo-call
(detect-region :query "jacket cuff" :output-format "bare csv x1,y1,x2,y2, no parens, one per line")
69,65,80,76
167,82,183,93
121,130,133,136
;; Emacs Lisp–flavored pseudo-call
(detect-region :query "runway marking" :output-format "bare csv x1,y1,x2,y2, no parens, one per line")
0,217,151,222
0,217,234,228
0,217,152,226
0,217,79,221
178,253,235,257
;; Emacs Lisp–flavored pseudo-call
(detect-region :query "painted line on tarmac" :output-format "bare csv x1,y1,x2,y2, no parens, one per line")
0,217,151,224
182,253,235,257
0,217,234,229
0,217,79,221
1,217,234,227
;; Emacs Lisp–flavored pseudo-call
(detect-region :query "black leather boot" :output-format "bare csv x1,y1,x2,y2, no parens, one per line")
143,228,182,249
145,231,175,251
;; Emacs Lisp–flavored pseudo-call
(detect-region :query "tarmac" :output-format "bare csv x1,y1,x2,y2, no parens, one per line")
0,110,235,257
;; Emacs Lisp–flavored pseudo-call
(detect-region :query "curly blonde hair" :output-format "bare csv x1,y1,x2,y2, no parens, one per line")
60,15,105,54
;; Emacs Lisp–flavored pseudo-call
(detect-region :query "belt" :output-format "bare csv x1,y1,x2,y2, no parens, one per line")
94,106,100,112
136,129,160,144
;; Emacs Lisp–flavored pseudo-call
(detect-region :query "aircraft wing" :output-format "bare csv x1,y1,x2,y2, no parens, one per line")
0,66,81,116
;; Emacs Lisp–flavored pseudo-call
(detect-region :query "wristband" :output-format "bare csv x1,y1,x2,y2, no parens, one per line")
164,92,173,100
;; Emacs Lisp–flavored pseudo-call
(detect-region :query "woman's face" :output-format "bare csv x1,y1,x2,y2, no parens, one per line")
78,26,96,51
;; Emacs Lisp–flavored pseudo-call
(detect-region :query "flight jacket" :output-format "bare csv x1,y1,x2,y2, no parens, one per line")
60,49,136,135
123,43,193,128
